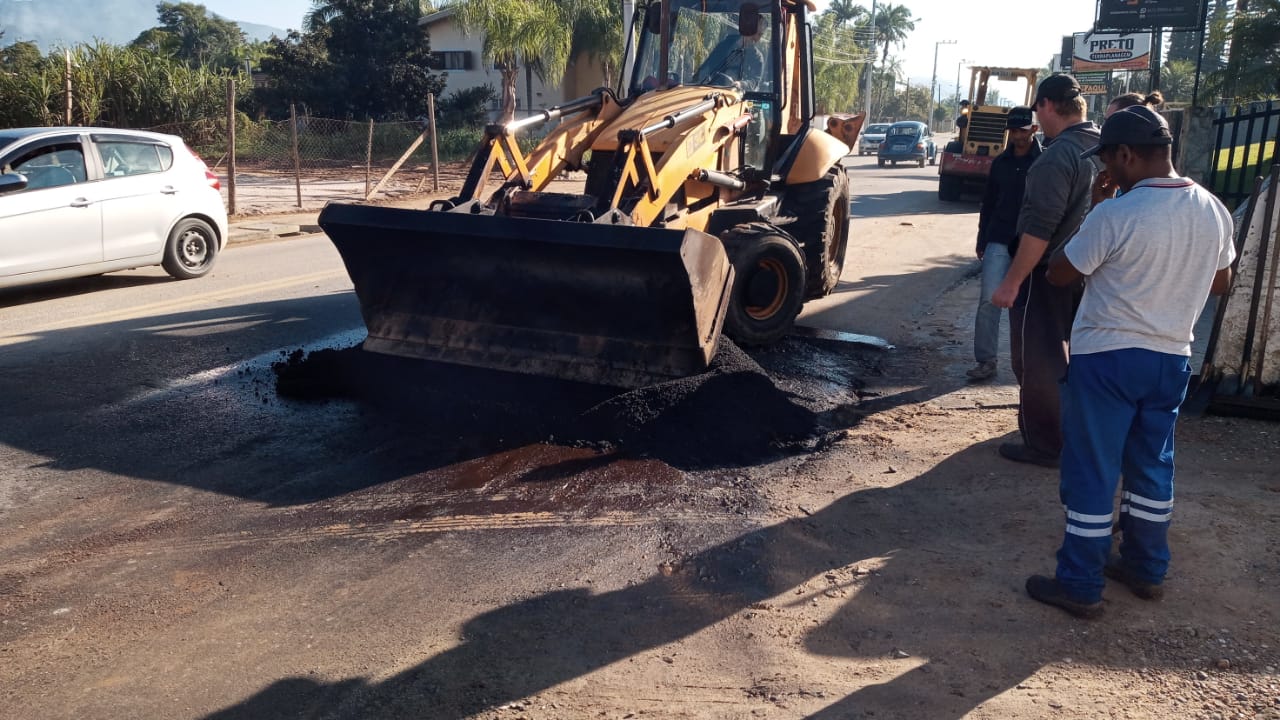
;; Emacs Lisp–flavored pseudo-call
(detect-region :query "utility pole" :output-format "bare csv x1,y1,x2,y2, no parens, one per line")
863,0,877,120
928,40,956,131
954,58,967,129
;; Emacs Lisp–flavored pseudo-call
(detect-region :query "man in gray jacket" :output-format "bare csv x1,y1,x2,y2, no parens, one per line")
991,74,1101,467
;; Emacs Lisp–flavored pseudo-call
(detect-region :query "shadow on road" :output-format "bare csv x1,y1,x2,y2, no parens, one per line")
0,273,173,308
199,440,1063,719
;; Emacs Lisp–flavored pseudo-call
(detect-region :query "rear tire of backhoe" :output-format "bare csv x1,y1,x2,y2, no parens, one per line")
938,173,962,202
721,224,806,346
781,166,850,298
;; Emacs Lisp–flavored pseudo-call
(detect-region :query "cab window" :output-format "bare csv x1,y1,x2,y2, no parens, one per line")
3,143,87,190
98,141,173,178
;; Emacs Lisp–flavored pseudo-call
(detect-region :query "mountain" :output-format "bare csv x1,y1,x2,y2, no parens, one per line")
0,0,285,50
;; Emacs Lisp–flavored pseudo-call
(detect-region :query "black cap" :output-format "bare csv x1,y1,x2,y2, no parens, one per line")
1006,106,1035,130
1080,106,1174,158
1034,74,1081,105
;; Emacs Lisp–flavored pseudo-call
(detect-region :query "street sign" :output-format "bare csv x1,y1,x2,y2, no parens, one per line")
1072,70,1112,95
1095,0,1204,32
1072,31,1152,72
1060,36,1074,72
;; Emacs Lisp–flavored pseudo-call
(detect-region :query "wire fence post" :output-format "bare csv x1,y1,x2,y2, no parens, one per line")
290,103,302,208
428,93,440,192
366,118,374,198
64,50,73,125
226,78,236,216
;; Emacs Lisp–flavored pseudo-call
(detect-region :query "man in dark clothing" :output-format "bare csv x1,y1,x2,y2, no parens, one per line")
968,106,1043,381
990,74,1101,468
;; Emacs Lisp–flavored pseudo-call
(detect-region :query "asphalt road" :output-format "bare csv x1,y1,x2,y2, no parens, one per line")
0,154,982,719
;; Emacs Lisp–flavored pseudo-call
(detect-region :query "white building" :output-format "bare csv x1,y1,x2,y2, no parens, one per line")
419,8,612,121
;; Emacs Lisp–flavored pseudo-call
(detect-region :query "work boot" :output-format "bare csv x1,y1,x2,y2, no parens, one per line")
998,442,1059,469
1025,575,1104,619
1104,557,1165,601
965,361,997,382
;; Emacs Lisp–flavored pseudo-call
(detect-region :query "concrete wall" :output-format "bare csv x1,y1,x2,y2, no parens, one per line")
1163,106,1219,185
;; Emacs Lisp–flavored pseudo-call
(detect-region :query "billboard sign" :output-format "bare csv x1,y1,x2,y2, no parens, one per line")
1072,32,1152,72
1072,71,1112,95
1096,0,1204,31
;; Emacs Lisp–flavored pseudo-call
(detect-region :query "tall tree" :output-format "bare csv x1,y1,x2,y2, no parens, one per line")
559,0,623,89
871,3,915,67
1217,0,1280,99
448,0,571,124
129,2,247,69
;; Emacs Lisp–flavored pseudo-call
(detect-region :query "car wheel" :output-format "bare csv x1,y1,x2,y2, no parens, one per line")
878,158,886,168
918,157,925,168
162,218,219,280
721,225,806,346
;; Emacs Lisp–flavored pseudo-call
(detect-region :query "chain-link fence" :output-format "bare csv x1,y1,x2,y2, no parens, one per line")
143,93,491,216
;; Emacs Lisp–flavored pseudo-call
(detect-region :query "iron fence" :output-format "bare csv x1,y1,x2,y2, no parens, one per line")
1207,100,1280,209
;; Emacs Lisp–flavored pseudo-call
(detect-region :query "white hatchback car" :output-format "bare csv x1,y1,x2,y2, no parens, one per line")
0,127,229,290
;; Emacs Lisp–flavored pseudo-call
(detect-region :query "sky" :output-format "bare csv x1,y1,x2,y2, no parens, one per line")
199,0,1103,98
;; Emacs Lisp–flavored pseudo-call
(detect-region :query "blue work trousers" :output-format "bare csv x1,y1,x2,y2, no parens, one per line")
1055,348,1191,602
974,243,1012,364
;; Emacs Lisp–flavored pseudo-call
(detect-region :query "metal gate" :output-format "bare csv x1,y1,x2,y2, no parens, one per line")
1207,100,1280,209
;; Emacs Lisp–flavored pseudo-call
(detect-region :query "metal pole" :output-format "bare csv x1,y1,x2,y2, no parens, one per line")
365,118,374,198
1191,0,1211,107
428,92,440,192
621,0,637,95
290,103,301,208
226,78,236,216
64,50,73,125
928,40,954,133
863,0,877,119
1150,28,1163,92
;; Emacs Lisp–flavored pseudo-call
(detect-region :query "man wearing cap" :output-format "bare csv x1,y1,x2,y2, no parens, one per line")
990,74,1101,468
1024,106,1235,618
967,106,1042,382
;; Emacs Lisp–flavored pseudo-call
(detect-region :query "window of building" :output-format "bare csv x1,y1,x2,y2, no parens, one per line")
431,51,472,71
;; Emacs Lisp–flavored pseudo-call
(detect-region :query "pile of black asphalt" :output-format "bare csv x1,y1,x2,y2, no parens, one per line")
273,337,868,469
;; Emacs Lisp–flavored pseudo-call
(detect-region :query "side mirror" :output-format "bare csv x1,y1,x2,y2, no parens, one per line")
0,173,28,195
738,3,760,37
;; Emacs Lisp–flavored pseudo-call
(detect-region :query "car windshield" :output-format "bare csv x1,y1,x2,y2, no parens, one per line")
889,126,920,136
865,125,891,134
632,0,776,94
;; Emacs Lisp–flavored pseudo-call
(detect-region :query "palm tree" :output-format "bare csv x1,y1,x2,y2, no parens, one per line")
448,0,571,124
872,3,915,67
305,0,432,31
558,0,624,89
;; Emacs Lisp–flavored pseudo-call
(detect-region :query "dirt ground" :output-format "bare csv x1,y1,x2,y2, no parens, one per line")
2,162,1279,719
220,162,473,216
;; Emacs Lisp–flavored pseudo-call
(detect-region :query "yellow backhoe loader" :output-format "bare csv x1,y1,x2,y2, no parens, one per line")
319,0,860,387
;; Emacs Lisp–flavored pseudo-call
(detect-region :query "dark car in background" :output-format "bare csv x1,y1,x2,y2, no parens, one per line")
877,121,937,168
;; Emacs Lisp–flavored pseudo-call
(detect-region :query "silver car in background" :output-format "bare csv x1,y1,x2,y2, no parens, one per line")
857,123,892,156
0,127,229,290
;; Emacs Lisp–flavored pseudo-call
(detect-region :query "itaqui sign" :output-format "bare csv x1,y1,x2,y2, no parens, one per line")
1072,31,1152,71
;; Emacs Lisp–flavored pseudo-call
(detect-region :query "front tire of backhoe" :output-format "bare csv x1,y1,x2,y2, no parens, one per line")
781,166,850,298
722,225,806,346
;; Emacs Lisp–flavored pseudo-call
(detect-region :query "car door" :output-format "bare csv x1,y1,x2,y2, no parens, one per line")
92,135,183,263
0,135,103,278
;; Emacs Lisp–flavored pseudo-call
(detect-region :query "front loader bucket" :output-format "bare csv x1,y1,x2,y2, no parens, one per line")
318,203,734,388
